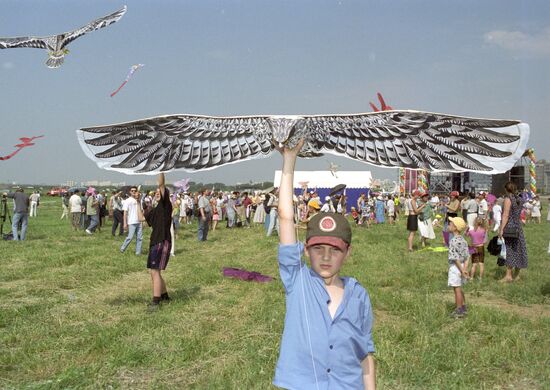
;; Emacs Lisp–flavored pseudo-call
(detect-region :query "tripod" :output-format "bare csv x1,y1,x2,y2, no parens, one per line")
1,196,12,237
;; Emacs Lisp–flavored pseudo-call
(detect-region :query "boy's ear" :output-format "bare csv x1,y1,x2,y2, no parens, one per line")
344,245,352,261
304,246,311,259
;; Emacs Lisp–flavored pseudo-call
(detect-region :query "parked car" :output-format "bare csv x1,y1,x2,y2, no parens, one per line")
47,187,68,196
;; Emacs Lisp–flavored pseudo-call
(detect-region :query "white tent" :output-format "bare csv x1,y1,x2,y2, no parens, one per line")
273,170,372,189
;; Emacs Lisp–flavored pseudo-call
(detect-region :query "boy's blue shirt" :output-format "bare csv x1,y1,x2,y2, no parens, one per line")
274,242,375,390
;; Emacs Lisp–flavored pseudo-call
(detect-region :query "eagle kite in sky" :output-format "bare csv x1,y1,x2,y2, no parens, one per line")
76,95,530,175
0,6,126,68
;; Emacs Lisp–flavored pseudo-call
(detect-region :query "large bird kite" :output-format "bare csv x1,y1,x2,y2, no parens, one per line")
0,6,126,68
76,96,530,175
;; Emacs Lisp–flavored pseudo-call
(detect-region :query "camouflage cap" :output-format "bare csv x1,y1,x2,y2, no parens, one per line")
306,212,352,250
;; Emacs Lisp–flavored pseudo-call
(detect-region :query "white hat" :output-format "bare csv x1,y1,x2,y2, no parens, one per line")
325,196,331,201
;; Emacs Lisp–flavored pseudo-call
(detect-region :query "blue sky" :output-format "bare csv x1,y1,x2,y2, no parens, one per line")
1,0,549,186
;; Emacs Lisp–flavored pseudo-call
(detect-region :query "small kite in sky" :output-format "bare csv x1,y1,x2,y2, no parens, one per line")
110,63,145,97
76,93,530,175
328,161,339,178
0,136,44,161
369,92,393,112
0,6,126,68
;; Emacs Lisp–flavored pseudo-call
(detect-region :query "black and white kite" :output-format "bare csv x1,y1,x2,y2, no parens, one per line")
76,110,529,175
0,6,126,68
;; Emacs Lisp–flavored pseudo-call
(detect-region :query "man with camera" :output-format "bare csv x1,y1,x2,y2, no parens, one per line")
3,187,30,241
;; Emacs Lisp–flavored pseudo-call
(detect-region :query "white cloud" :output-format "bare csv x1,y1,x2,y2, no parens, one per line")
484,27,550,57
2,62,15,69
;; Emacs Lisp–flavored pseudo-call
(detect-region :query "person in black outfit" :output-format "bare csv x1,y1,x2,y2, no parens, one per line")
144,173,173,309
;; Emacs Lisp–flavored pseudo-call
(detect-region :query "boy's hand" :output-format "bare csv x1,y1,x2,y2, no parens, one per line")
275,139,305,158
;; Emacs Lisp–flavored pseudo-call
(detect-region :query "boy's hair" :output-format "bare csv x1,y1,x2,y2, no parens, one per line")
306,212,352,251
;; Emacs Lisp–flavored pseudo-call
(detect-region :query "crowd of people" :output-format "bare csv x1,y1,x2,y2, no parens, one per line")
2,180,543,304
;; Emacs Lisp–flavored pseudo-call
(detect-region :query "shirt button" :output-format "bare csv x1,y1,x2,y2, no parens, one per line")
329,345,333,349
327,368,331,373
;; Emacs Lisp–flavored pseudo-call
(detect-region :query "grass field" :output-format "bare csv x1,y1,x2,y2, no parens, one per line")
1,199,549,389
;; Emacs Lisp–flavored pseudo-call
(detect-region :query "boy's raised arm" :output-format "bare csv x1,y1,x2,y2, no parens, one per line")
158,173,166,197
277,140,304,245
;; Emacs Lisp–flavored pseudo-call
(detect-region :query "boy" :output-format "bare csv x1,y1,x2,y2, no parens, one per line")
447,217,470,318
144,173,172,309
274,140,376,389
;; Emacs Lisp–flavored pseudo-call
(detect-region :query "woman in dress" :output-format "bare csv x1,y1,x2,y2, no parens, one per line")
446,191,461,230
375,196,385,224
498,181,528,282
406,190,424,251
253,193,266,225
417,192,435,247
530,196,541,224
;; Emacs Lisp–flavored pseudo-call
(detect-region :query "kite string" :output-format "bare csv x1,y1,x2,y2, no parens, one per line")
296,222,320,390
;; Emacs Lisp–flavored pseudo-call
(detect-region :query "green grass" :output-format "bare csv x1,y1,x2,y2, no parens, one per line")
1,200,549,389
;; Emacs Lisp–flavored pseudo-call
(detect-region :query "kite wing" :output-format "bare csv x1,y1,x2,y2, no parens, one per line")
301,110,529,173
77,114,274,175
0,36,49,50
59,5,127,49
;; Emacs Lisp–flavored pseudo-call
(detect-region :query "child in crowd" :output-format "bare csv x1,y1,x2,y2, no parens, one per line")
447,217,470,318
143,173,172,310
467,217,488,281
274,140,376,389
492,199,502,232
360,200,370,228
351,206,359,224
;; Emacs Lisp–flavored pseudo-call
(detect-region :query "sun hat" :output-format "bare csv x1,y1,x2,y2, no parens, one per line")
448,216,467,233
308,199,321,210
306,212,352,252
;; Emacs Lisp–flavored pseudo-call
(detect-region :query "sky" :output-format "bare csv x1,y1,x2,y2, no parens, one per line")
1,0,549,186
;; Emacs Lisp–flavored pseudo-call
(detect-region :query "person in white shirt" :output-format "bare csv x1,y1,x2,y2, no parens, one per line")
530,196,541,224
478,193,488,221
465,192,479,229
29,191,40,217
120,187,143,255
320,196,335,213
68,190,82,231
492,200,502,232
386,196,396,225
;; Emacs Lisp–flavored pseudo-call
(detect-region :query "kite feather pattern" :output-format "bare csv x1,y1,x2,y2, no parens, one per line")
0,6,127,68
0,136,44,161
76,108,530,175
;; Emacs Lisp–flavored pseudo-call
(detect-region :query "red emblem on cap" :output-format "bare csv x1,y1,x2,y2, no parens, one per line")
319,216,336,232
